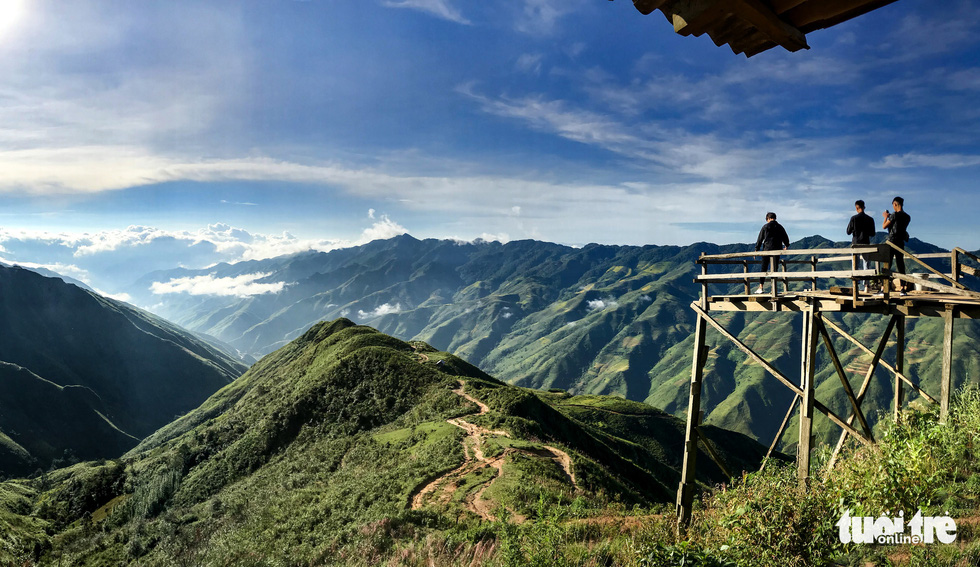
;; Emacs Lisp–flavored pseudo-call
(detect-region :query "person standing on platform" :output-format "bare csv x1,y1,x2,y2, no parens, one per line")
882,196,911,295
754,212,790,294
846,200,875,292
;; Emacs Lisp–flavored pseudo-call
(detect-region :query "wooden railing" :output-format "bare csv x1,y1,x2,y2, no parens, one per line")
694,244,980,303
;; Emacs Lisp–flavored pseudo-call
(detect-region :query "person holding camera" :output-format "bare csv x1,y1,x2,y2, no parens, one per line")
882,196,911,294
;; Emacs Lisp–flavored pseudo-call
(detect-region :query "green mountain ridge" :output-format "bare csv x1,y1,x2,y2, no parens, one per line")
125,235,980,451
0,319,773,565
0,265,249,477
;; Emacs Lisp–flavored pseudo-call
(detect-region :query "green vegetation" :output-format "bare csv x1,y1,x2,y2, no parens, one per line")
0,265,248,477
5,318,980,565
0,319,765,565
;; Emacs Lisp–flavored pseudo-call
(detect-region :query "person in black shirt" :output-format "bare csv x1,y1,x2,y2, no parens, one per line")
754,212,790,294
882,196,911,294
846,200,875,291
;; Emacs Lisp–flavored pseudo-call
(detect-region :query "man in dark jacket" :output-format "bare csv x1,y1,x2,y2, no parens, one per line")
755,212,790,293
882,196,911,294
846,200,875,291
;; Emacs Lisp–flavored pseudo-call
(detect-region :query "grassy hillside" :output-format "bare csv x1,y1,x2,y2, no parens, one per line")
0,265,249,477
0,319,771,565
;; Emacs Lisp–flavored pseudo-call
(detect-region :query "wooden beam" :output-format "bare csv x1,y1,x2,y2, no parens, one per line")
892,273,980,299
941,306,955,423
799,307,817,484
730,0,808,52
786,0,900,34
696,268,877,282
671,0,725,35
692,303,802,397
761,394,799,471
821,317,937,405
954,247,980,265
895,315,905,422
825,315,897,470
696,426,733,480
691,303,872,446
699,247,877,261
816,317,873,440
677,312,708,531
886,241,968,290
770,0,808,14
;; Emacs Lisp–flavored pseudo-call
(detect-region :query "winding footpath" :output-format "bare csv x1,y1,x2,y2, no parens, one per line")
409,380,577,521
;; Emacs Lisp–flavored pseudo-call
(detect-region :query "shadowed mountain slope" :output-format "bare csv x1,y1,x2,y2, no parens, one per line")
0,265,248,476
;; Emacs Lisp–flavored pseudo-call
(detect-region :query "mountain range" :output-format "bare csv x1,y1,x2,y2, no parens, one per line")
122,234,980,451
0,265,248,477
0,318,772,564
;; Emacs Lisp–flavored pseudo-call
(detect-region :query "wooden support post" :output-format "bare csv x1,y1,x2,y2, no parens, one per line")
677,313,708,532
851,252,859,303
941,305,956,423
743,260,750,295
952,249,960,284
700,253,709,305
894,314,905,422
798,305,818,485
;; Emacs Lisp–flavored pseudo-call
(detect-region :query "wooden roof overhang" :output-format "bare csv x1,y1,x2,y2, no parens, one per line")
623,0,900,57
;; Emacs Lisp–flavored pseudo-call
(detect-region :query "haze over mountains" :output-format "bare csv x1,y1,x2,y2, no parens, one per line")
0,265,248,477
116,233,980,451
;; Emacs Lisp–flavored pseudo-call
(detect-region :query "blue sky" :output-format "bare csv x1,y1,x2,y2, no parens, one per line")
0,0,979,290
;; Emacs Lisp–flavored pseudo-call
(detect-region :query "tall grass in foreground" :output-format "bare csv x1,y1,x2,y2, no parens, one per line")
667,388,980,566
317,390,980,566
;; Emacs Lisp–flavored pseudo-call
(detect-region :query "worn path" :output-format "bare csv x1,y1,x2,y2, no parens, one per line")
408,380,576,521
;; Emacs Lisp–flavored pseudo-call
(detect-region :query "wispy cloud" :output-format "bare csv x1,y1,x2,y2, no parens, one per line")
514,0,582,35
150,272,286,297
381,0,470,24
876,152,980,169
515,53,544,75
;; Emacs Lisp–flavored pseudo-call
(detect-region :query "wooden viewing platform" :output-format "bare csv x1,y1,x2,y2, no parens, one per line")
676,242,980,531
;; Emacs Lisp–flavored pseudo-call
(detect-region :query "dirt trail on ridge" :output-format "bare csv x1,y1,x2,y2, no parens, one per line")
408,380,576,521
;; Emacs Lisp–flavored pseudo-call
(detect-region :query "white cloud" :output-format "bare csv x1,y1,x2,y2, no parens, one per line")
876,152,980,169
502,311,513,319
95,290,133,303
516,53,544,75
0,257,90,282
357,302,402,318
640,294,652,302
382,0,470,25
150,272,285,298
368,208,376,219
586,298,618,311
514,0,581,35
359,215,408,242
